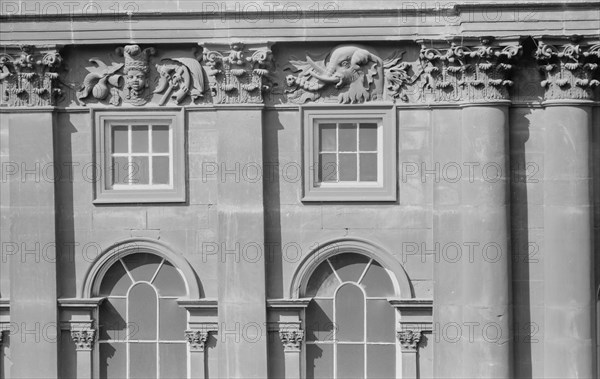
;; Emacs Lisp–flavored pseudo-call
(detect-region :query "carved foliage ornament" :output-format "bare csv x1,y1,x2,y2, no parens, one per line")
279,329,304,352
397,329,422,352
185,330,209,352
534,42,600,101
416,41,522,102
71,329,96,351
201,42,274,104
0,45,63,107
284,44,412,104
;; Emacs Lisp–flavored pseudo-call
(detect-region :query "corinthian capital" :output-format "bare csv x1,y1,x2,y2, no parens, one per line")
534,40,600,101
0,45,63,107
200,42,274,104
397,329,422,352
71,329,96,351
279,328,304,352
417,38,522,102
185,330,209,352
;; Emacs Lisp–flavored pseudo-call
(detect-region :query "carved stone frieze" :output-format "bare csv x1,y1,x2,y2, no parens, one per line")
415,39,522,102
0,45,63,107
397,329,422,352
77,58,124,105
71,329,96,351
534,41,600,101
119,45,156,106
284,44,412,104
279,328,304,352
154,55,206,106
201,42,273,104
185,329,209,352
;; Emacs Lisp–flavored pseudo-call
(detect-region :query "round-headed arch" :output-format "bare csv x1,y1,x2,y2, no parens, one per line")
290,238,413,299
82,238,201,299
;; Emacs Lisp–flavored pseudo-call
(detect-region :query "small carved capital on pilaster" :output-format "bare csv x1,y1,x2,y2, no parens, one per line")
397,329,422,352
0,330,4,345
279,329,304,352
0,45,63,107
417,41,521,102
71,329,96,351
534,40,600,101
185,330,209,352
200,42,274,104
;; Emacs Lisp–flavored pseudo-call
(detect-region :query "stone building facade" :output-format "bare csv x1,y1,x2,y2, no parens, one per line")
0,1,599,378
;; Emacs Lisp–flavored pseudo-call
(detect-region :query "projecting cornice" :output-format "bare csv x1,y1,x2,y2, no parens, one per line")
534,38,600,101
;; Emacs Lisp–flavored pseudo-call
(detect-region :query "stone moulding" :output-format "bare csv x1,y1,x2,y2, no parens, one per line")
0,45,62,107
201,42,274,104
416,39,522,103
534,40,600,101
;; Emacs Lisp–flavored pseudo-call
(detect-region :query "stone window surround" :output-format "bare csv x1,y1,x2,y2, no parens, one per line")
302,104,397,202
92,109,186,204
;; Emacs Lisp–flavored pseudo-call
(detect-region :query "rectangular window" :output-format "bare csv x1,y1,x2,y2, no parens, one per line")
94,111,185,204
303,106,396,201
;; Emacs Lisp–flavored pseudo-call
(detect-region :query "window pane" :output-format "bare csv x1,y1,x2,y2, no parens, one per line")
112,126,128,154
360,153,378,182
99,261,131,296
306,299,334,342
339,123,357,152
330,254,370,283
360,262,395,297
335,284,364,342
100,342,126,379
128,283,157,341
153,156,170,185
306,344,333,379
131,156,150,185
339,153,358,181
359,123,378,151
152,125,170,153
112,157,129,186
159,298,187,340
153,262,186,296
319,153,337,183
99,298,127,341
129,343,157,379
159,343,187,378
337,344,365,379
131,125,149,153
367,345,396,379
366,300,396,342
305,261,339,298
319,123,337,152
122,254,163,283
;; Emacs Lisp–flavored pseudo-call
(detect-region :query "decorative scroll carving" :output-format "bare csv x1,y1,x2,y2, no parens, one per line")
77,58,123,105
279,329,304,352
185,330,209,352
416,39,522,102
534,41,600,101
154,56,206,106
397,329,422,352
0,45,63,107
71,329,96,351
201,42,273,104
284,44,411,104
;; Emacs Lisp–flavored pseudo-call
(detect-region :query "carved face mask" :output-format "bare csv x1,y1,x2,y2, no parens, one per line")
126,69,146,91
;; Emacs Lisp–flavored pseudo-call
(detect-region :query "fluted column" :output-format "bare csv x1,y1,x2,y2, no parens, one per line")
534,39,599,379
429,39,520,379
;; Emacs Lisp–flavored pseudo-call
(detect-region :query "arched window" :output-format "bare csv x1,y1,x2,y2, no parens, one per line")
98,253,188,379
305,253,397,379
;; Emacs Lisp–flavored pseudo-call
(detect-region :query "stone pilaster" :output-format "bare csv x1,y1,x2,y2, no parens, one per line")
0,46,62,107
533,38,598,379
70,328,95,379
278,326,303,379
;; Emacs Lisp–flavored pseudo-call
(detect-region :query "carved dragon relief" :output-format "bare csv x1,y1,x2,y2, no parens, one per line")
284,45,413,104
0,46,63,107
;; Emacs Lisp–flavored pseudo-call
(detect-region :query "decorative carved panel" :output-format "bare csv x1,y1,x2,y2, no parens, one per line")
534,41,600,101
0,45,63,107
